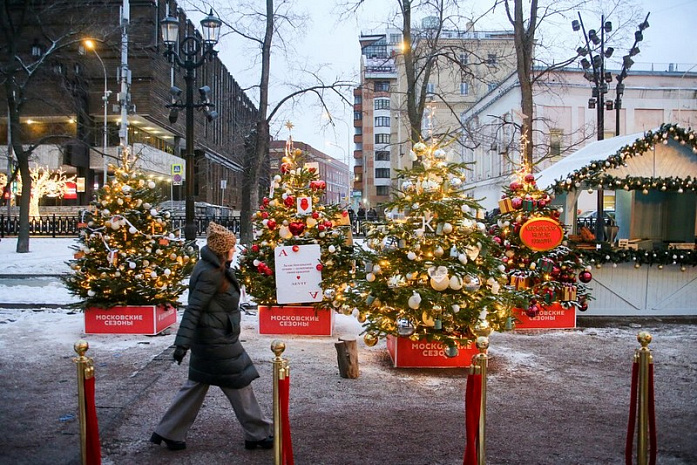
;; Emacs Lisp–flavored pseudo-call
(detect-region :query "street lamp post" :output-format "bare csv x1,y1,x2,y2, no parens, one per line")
573,13,650,241
84,40,111,185
160,9,221,242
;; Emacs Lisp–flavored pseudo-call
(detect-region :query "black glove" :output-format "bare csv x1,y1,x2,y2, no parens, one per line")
173,346,187,365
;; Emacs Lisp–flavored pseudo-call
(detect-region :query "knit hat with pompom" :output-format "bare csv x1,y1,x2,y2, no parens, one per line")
206,222,236,255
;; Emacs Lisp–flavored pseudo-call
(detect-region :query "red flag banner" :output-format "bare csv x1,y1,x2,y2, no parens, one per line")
279,375,294,465
463,373,482,465
84,376,101,464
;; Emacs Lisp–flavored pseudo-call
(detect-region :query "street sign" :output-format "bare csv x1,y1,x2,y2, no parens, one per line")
171,163,183,175
173,174,183,186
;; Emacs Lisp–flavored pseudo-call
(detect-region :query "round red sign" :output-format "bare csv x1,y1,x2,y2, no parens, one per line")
519,217,564,252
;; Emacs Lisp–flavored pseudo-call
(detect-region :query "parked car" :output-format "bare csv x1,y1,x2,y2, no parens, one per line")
578,210,616,226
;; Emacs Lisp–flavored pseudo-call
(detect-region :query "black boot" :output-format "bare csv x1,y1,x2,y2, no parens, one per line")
150,432,186,451
244,435,274,450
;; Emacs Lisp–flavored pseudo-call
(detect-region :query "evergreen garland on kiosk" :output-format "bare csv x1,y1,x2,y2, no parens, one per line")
488,159,593,318
63,152,198,308
236,124,355,311
352,139,512,353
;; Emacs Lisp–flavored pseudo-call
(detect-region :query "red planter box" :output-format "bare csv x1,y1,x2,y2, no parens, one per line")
258,305,334,336
512,302,576,329
386,335,478,368
84,304,177,335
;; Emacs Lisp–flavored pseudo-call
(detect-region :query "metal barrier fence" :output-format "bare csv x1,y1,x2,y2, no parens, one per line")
0,214,241,238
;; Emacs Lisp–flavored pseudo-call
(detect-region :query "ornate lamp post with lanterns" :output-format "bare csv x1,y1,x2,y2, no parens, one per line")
160,9,221,242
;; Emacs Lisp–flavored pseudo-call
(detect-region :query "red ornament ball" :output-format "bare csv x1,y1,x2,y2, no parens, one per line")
283,196,295,207
251,244,259,252
312,211,320,219
316,264,324,271
511,197,523,209
579,271,593,283
525,304,540,318
524,173,536,183
292,245,300,252
579,302,589,312
267,219,277,230
510,181,522,190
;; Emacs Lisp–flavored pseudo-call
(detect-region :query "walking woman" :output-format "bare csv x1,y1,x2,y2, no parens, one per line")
151,222,273,451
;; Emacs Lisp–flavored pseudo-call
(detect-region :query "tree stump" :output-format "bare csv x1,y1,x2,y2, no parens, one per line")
335,337,359,379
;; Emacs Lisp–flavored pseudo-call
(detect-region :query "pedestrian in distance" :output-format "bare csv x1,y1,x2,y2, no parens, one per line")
151,222,273,451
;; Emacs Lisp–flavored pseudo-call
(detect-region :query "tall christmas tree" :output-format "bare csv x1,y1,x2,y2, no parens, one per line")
63,153,197,308
353,139,512,351
236,125,355,311
488,153,593,318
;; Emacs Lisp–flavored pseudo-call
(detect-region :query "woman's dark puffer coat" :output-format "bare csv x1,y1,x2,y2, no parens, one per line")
174,245,259,389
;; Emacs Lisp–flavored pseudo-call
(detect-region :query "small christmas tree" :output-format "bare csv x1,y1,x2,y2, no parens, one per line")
63,153,197,308
353,139,512,351
236,126,354,311
488,157,593,318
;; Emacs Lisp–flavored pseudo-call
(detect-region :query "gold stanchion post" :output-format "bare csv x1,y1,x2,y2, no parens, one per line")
635,331,653,465
473,335,490,465
271,340,288,465
73,340,95,465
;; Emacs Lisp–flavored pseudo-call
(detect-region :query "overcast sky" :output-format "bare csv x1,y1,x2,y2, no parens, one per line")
186,0,697,167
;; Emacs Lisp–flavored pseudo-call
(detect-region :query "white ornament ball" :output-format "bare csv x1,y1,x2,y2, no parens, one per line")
87,290,96,297
150,208,158,216
407,251,417,260
449,275,463,290
150,271,157,278
129,226,137,234
164,269,171,276
458,253,468,265
121,185,131,193
328,245,336,253
442,222,453,234
408,292,422,309
461,204,471,214
366,272,376,282
148,181,156,189
129,262,136,269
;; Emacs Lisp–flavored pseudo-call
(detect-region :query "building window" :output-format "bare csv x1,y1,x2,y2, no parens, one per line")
375,116,390,127
374,98,390,110
375,133,390,144
459,53,469,64
488,83,498,92
375,150,390,161
375,168,391,178
487,53,497,65
426,82,435,95
460,82,469,95
374,81,390,92
549,129,563,157
354,111,362,120
389,34,401,44
354,95,362,104
376,186,390,196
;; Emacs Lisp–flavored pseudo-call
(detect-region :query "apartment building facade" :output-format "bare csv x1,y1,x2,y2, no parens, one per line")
353,20,516,212
459,67,697,211
0,0,257,212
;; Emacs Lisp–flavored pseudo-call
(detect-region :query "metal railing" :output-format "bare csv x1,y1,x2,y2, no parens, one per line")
0,214,240,238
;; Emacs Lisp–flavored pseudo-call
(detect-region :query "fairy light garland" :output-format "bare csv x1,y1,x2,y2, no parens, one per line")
552,123,697,194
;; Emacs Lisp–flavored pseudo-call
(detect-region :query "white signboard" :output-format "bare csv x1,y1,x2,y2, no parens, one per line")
274,244,323,304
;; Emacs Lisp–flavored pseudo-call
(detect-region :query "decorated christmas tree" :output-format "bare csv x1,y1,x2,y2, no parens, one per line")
236,125,354,311
63,153,197,308
488,155,593,319
352,139,512,352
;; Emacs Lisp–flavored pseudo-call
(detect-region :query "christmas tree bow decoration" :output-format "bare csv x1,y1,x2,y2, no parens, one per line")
352,138,514,352
63,153,198,308
488,163,593,319
236,130,355,312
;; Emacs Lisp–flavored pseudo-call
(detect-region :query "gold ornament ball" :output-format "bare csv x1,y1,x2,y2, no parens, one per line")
364,333,379,347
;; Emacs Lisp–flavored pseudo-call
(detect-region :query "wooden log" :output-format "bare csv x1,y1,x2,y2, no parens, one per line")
335,337,359,379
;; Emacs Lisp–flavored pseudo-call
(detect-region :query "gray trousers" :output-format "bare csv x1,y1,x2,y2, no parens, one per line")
154,379,272,442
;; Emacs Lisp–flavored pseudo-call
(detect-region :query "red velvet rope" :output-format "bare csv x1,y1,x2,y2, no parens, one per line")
625,362,638,465
84,376,102,465
648,364,656,465
279,375,294,465
463,373,482,465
